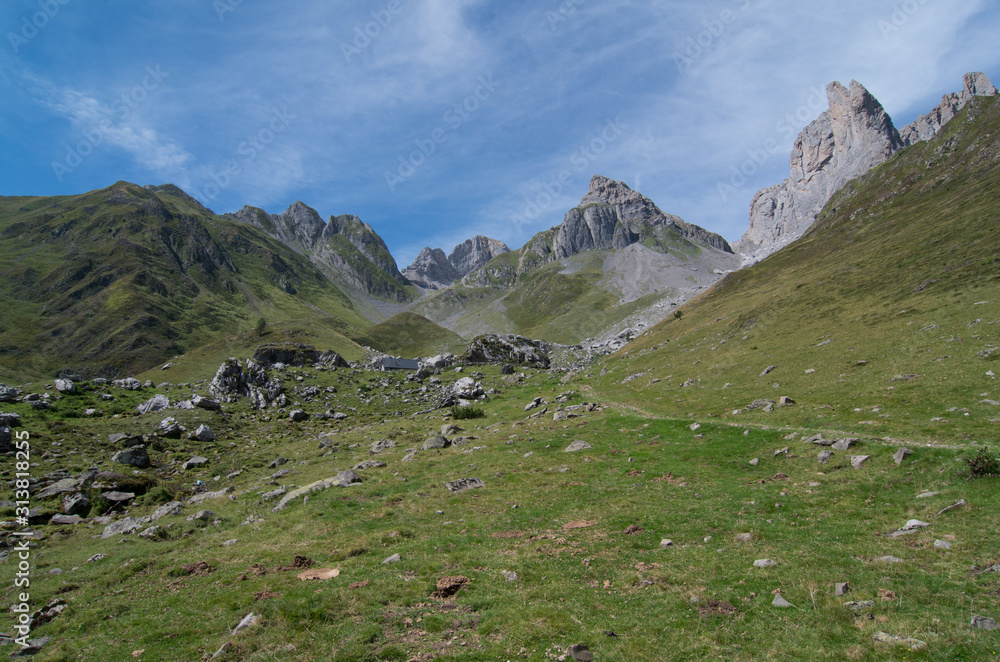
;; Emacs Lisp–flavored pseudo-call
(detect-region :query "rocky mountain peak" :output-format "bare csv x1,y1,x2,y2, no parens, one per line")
403,235,510,290
735,72,996,262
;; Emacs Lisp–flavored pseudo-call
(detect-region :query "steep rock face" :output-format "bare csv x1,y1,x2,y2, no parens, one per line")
737,73,998,261
900,72,998,145
403,235,510,290
449,236,510,276
230,204,410,301
735,80,903,260
402,247,459,290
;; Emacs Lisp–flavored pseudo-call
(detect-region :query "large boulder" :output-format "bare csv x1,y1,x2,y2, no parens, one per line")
54,378,76,394
461,334,550,368
209,358,283,409
452,377,484,399
0,385,19,402
137,394,170,415
252,342,320,367
112,446,151,469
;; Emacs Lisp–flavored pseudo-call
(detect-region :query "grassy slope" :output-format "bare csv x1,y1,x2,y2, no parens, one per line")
0,182,369,381
593,95,1000,444
350,312,467,358
1,365,996,661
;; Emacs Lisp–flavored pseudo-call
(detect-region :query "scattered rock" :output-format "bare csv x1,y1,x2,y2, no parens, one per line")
445,477,485,493
289,409,309,422
778,396,796,407
461,334,551,368
54,378,76,394
182,456,209,471
834,582,850,596
893,447,913,465
873,632,927,651
382,553,401,564
744,399,775,412
937,499,967,515
232,612,258,634
423,435,451,450
297,568,340,581
818,451,834,464
192,395,222,410
186,510,216,522
760,366,777,377
369,439,396,454
452,377,484,399
50,514,82,525
850,455,869,469
271,472,360,512
101,516,149,538
565,440,592,452
190,424,215,442
112,446,150,469
352,460,387,471
157,417,184,439
62,493,90,516
136,394,169,415
971,615,999,631
151,501,184,521
772,594,795,608
877,556,903,563
934,539,952,550
832,438,859,451
753,559,778,568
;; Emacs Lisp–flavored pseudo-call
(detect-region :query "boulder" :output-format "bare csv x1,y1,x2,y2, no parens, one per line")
150,501,184,521
157,417,184,439
452,377,484,399
54,378,76,394
0,385,19,402
423,435,451,450
460,334,551,368
445,477,485,493
191,395,222,411
190,424,215,442
565,440,592,452
61,493,90,516
369,439,396,454
208,358,283,409
0,426,14,452
182,456,209,471
113,377,143,390
101,516,150,539
108,432,145,448
136,394,169,415
271,471,361,512
112,446,150,469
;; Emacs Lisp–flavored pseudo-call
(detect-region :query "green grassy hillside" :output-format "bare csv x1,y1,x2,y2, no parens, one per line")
351,312,467,358
0,182,370,380
592,95,1000,443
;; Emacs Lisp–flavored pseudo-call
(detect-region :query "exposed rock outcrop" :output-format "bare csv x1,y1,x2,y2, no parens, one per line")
737,72,998,262
403,236,510,290
229,203,411,301
460,334,551,368
900,72,999,145
208,358,283,409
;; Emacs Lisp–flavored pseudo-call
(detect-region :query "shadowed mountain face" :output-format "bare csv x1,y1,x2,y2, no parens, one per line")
736,72,998,262
229,204,412,302
0,182,365,378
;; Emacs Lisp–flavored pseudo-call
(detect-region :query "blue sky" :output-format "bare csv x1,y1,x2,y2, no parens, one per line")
2,0,998,267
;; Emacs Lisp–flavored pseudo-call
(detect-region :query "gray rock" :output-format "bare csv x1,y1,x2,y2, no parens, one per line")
54,378,76,394
271,471,360,512
846,600,875,611
873,632,927,651
382,553,401,564
36,479,79,499
112,446,150,469
834,582,850,596
401,451,418,462
261,488,286,502
190,424,215,442
353,460,387,471
892,447,913,465
369,439,396,454
0,412,22,427
208,358,283,409
832,438,859,451
109,432,145,448
101,516,150,538
566,643,594,662
445,477,485,493
0,425,12,452
422,435,451,450
157,417,183,439
186,510,216,522
524,397,544,412
934,539,952,550
150,501,185,521
0,384,19,402
136,394,169,415
102,491,136,503
772,594,795,608
818,451,834,464
50,514,83,525
289,409,309,422
744,399,776,413
401,246,460,290
451,377,483,399
62,493,90,516
191,395,222,411
877,556,902,563
970,615,999,631
900,72,998,144
565,440,592,452
753,559,778,568
441,423,461,436
113,377,143,390
187,487,233,505
850,455,869,469
182,456,209,471
269,457,288,469
138,525,166,540
232,612,258,634
460,334,551,369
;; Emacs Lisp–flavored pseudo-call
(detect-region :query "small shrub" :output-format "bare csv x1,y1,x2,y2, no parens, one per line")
138,485,174,506
88,494,110,517
450,406,485,420
966,446,999,478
